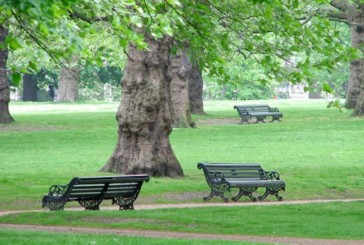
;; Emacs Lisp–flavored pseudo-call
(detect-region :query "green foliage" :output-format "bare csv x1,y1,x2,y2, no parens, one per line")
2,0,359,91
203,82,272,100
80,64,123,87
9,72,21,86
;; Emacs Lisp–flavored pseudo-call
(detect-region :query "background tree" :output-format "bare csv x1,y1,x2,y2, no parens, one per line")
22,73,37,101
189,64,205,114
57,57,80,102
170,49,195,128
0,24,13,123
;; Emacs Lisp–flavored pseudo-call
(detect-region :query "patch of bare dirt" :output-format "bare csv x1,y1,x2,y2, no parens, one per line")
196,118,240,125
0,124,66,132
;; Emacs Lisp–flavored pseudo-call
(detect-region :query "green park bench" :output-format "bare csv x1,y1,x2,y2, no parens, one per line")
42,174,150,211
197,163,285,202
233,104,283,123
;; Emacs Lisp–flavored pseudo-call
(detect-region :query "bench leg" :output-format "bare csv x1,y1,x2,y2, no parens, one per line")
79,199,102,210
43,200,66,211
258,187,284,201
203,190,229,202
203,184,229,202
113,194,138,210
256,116,266,123
232,187,258,202
240,116,250,124
270,116,282,122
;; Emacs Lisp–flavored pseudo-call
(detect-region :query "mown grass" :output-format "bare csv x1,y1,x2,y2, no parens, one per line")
0,99,363,242
1,100,363,209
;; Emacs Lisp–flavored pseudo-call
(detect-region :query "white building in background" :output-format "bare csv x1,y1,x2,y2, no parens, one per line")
276,82,309,99
276,82,333,99
10,87,21,101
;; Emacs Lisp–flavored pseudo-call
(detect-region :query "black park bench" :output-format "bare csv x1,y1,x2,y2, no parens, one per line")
233,104,282,123
42,175,150,211
197,163,285,202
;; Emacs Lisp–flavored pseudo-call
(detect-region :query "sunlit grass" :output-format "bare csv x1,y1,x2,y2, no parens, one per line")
0,99,363,210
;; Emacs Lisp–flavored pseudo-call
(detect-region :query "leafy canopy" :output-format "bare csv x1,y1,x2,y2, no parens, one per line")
0,0,360,86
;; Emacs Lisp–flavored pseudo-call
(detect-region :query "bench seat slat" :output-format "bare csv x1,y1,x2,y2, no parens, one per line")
228,180,286,188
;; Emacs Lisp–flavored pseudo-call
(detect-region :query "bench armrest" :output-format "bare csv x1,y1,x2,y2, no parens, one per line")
213,171,226,183
48,184,68,196
269,107,280,112
264,171,281,180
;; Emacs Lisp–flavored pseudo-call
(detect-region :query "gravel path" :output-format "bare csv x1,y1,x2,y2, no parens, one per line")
1,199,364,245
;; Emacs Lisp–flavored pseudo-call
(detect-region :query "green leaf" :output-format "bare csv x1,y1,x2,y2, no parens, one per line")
322,82,333,93
28,61,38,72
5,35,22,50
10,72,22,86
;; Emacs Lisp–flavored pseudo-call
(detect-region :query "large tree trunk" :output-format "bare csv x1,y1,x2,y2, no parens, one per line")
189,64,205,115
0,24,14,124
57,57,79,102
100,35,184,177
329,2,364,115
345,15,364,109
170,49,195,128
22,73,37,101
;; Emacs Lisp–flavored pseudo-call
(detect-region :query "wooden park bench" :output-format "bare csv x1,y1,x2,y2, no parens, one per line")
42,174,150,211
197,163,285,202
233,104,282,123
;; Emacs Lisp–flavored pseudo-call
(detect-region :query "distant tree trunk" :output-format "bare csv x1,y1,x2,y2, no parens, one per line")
0,24,14,124
22,73,37,101
170,49,195,128
189,64,205,115
57,57,79,102
100,35,184,177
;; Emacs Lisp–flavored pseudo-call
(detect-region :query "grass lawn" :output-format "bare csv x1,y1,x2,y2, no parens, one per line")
0,99,363,241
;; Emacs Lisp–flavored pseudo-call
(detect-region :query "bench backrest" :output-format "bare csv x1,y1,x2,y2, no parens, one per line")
197,163,265,182
65,175,150,200
233,105,271,115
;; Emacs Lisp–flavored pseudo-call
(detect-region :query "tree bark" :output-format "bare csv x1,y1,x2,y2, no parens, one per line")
352,80,364,115
170,49,195,128
0,24,14,124
57,57,79,102
22,73,38,101
100,35,184,177
329,1,364,114
189,64,205,115
345,11,364,109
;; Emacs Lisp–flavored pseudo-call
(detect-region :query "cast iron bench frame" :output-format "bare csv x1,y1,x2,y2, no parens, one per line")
233,105,282,123
197,163,285,202
42,174,150,211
